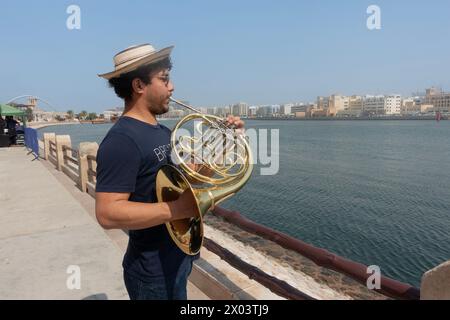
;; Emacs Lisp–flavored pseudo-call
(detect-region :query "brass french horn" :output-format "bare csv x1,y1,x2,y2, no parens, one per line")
156,98,253,255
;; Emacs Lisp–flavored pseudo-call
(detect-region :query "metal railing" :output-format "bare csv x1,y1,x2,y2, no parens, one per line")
212,206,420,300
204,237,315,300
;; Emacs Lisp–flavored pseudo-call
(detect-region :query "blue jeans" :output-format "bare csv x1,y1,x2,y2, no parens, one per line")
123,256,194,300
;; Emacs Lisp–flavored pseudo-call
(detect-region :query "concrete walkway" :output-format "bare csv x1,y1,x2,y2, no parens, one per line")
0,147,129,299
0,147,210,300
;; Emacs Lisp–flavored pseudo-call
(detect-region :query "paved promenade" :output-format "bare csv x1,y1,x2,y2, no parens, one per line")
0,146,211,299
0,147,129,299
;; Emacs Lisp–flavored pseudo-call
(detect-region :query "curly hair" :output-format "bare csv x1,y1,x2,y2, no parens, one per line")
108,58,172,101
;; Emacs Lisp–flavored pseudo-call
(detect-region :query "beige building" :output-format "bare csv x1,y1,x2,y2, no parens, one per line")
291,104,315,117
401,97,429,114
420,104,434,113
32,109,69,122
328,94,350,116
316,96,330,111
348,95,364,115
310,109,327,117
401,98,419,114
423,87,450,112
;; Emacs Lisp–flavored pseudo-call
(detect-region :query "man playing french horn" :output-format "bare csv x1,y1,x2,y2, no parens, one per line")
95,43,245,300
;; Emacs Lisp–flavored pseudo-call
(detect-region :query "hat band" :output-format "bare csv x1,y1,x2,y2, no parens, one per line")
115,51,155,69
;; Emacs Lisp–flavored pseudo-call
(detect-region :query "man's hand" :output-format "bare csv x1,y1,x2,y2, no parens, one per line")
226,115,245,134
173,189,198,219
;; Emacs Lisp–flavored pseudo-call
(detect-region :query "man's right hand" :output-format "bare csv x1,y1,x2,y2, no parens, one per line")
173,189,198,220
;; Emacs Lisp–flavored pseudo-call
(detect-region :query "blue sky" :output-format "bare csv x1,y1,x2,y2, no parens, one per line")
1,0,449,112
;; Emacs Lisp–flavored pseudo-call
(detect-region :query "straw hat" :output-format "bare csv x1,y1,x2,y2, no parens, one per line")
98,44,173,79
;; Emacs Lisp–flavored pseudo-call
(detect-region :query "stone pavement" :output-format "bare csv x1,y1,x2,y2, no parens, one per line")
0,147,130,299
0,147,209,299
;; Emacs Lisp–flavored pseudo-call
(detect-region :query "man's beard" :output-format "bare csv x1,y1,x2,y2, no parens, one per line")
153,103,169,115
151,96,170,115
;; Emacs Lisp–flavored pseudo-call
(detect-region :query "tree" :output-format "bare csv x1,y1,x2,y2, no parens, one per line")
78,110,87,120
26,107,33,122
67,110,74,120
87,113,97,120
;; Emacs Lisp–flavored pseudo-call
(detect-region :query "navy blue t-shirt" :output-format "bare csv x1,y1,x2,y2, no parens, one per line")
96,116,197,280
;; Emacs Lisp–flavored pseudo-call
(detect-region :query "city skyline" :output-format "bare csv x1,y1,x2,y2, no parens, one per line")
7,86,449,114
1,0,450,112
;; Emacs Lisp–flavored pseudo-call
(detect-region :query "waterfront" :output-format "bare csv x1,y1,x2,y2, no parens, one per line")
38,119,450,287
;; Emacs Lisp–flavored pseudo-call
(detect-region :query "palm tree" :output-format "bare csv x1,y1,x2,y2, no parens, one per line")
26,107,33,122
78,110,87,120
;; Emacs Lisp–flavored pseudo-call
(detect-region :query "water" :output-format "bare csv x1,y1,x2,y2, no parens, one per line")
38,120,450,287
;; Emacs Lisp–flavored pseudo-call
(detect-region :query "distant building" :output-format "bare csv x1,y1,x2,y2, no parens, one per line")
158,105,184,118
10,98,47,121
341,95,363,116
420,104,435,113
248,106,258,117
316,96,330,111
216,106,231,117
103,107,124,121
256,106,272,117
10,97,38,113
384,95,402,115
401,97,424,114
328,94,350,116
280,104,292,115
310,109,327,117
171,109,185,118
423,87,450,112
10,97,72,122
291,104,308,113
10,103,30,113
29,109,68,122
363,95,386,115
294,112,307,118
362,95,401,115
232,102,249,117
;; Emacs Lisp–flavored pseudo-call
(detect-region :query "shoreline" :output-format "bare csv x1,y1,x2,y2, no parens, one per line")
25,117,448,130
28,121,82,130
